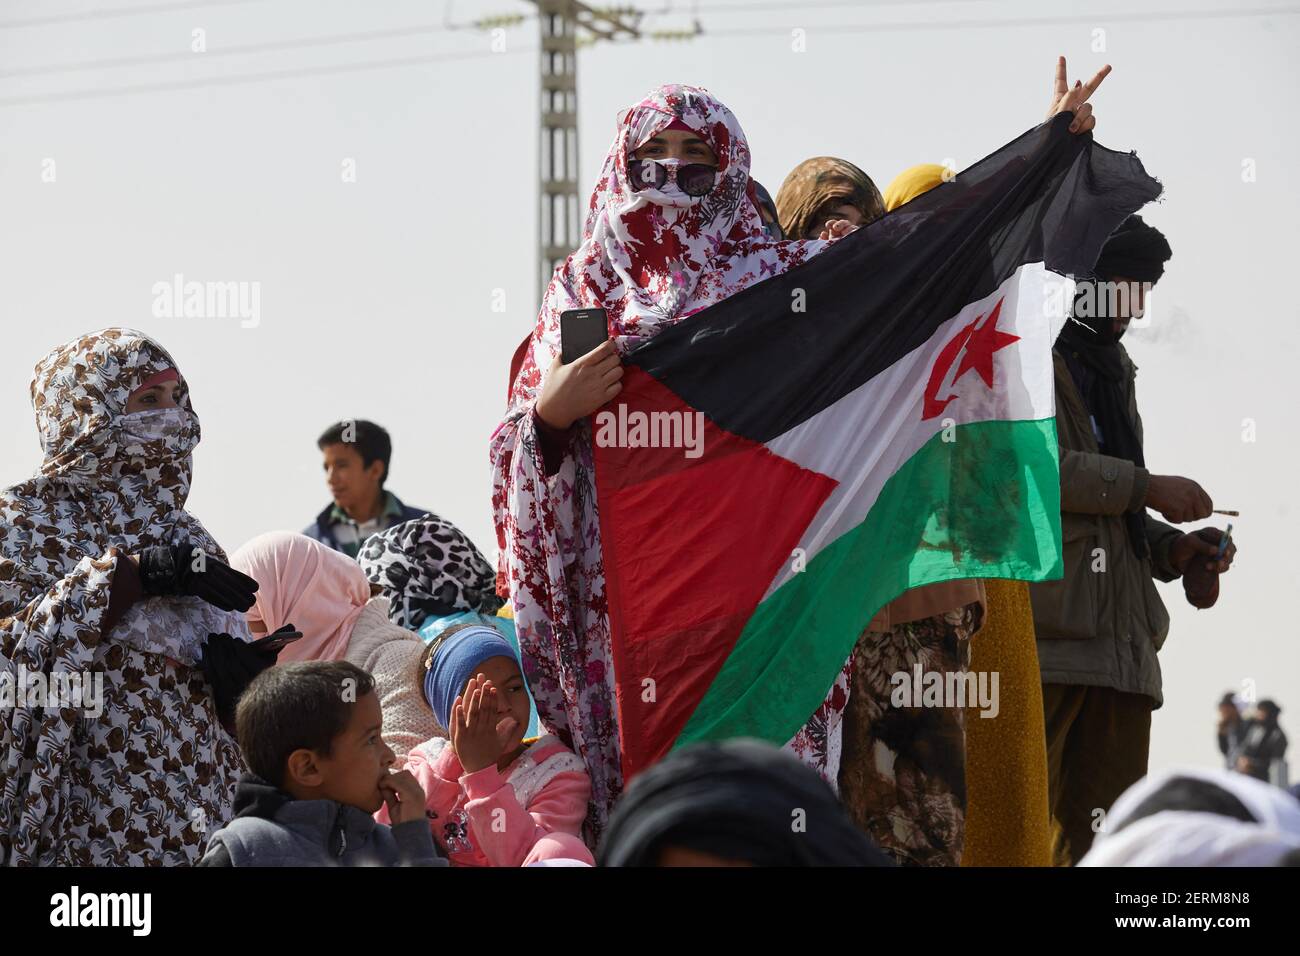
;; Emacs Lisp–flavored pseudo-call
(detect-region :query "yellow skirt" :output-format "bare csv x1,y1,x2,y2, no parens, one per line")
961,579,1053,866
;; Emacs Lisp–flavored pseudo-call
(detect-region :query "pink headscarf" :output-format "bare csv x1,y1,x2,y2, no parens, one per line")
230,531,371,663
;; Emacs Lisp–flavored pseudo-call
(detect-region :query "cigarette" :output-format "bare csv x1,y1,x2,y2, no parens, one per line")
1213,510,1238,516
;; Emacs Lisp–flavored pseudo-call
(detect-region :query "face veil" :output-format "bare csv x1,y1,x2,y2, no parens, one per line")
1,327,243,865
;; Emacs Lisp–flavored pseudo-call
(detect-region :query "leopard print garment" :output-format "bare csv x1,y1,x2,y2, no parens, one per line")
0,329,243,866
358,515,503,631
837,602,984,867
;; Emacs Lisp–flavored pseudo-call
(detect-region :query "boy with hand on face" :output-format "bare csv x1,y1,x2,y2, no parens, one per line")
198,661,445,867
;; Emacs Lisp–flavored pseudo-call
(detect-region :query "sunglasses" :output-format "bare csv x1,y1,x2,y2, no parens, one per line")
627,159,717,198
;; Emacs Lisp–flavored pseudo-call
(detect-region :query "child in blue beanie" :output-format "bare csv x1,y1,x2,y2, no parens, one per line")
377,623,594,866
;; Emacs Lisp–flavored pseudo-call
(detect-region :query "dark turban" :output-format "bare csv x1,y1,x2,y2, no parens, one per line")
1093,214,1172,283
597,738,892,867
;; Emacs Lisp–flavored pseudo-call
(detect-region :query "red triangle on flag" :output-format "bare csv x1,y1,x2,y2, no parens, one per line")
594,369,837,779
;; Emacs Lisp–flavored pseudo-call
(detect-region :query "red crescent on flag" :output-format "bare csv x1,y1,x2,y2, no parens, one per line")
921,296,1020,421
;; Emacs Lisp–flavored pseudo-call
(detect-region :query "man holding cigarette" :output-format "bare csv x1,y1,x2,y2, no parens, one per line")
1030,216,1238,865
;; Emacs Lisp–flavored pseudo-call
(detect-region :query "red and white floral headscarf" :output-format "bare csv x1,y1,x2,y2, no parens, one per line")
492,85,848,836
561,84,821,344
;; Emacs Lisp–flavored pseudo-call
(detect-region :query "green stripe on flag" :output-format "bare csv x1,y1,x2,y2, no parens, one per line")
675,416,1063,752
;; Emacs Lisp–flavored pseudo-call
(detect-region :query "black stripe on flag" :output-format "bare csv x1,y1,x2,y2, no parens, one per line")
626,113,1161,445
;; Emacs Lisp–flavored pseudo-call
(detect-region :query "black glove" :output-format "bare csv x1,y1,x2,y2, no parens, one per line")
138,542,259,612
200,625,301,735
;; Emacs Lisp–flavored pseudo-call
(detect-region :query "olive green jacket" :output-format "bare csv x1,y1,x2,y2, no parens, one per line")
1029,346,1183,707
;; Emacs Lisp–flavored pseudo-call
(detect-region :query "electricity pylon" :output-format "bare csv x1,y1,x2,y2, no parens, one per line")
531,2,642,297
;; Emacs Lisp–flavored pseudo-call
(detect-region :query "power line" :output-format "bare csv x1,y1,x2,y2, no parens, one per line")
692,3,1300,35
0,45,534,108
682,0,988,11
21,0,1210,82
0,0,271,30
6,2,1289,103
0,22,461,79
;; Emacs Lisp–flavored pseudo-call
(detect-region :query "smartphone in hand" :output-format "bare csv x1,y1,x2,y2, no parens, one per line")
560,308,609,364
253,625,303,656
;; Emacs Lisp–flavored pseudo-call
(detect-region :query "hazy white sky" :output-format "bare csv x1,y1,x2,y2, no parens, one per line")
1,0,1296,774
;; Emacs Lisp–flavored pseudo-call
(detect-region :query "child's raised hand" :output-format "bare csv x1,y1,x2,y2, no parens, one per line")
450,673,522,774
379,769,427,826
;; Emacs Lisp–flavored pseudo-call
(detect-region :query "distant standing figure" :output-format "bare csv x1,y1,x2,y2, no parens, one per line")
1233,700,1288,783
1217,692,1244,770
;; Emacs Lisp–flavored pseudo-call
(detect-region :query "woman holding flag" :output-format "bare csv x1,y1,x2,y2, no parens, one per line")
491,61,1111,840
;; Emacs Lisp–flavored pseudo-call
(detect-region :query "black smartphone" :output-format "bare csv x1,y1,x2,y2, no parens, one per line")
560,308,609,364
253,627,303,656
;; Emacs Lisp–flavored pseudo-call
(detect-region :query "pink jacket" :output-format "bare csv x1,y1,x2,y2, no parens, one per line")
378,734,591,867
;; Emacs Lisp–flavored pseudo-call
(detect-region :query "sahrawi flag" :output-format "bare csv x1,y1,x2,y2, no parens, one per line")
592,114,1162,779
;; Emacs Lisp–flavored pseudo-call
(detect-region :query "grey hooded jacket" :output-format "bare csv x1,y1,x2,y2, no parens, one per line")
198,775,446,867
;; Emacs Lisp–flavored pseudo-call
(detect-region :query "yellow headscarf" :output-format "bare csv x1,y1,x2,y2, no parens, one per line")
882,163,951,212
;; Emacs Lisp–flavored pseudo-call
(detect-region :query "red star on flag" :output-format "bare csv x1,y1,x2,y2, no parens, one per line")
922,296,1020,420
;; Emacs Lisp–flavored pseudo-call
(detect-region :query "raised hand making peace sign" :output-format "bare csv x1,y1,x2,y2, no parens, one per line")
1047,55,1111,135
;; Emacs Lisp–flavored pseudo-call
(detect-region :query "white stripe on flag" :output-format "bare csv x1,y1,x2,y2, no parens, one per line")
763,261,1070,597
